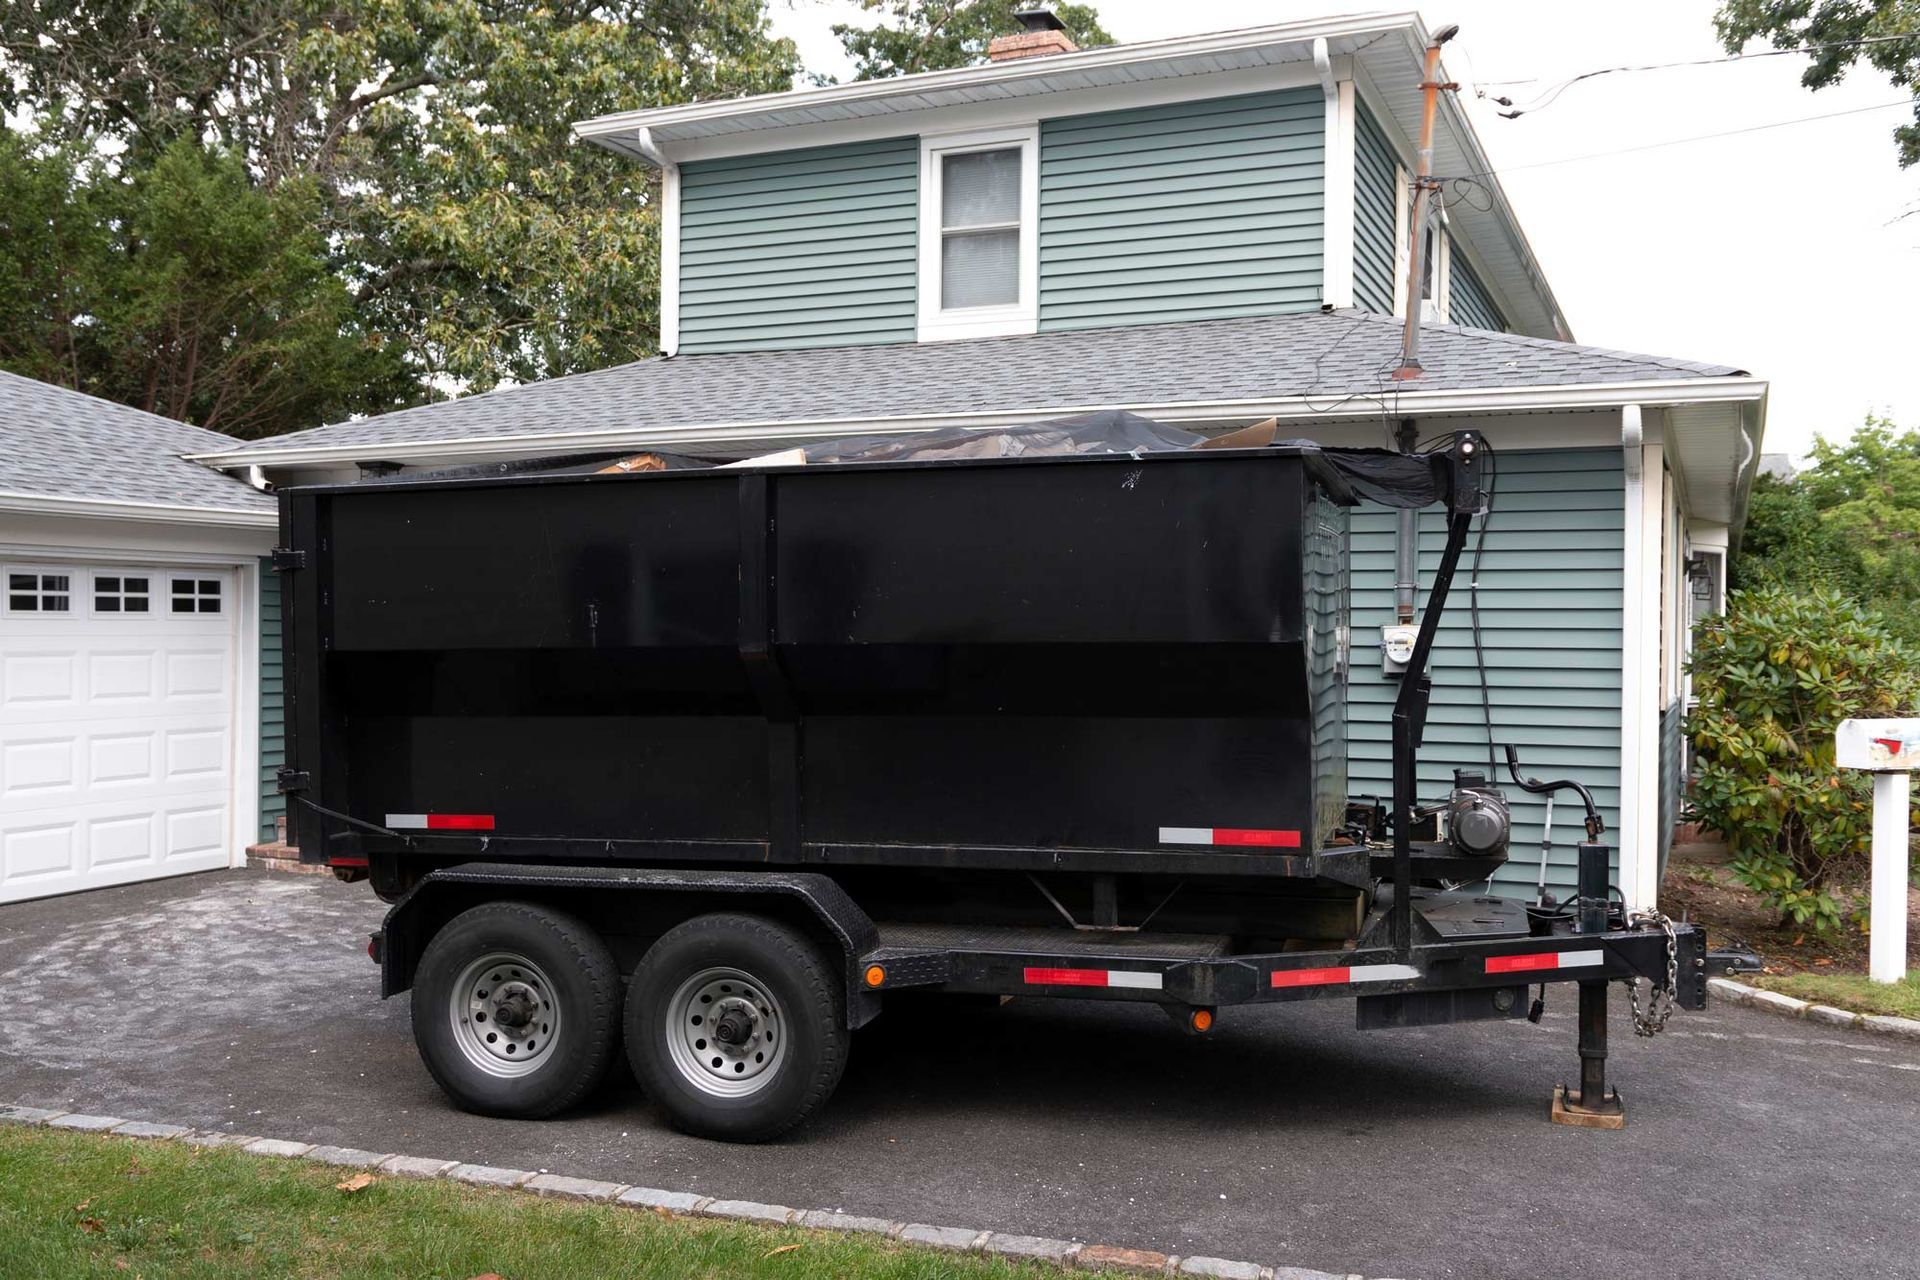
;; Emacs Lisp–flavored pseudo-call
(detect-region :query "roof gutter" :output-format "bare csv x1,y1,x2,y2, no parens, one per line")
0,490,278,529
189,376,1771,470
573,10,1423,156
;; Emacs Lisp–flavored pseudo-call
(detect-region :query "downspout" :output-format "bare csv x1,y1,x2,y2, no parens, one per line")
1394,419,1419,623
1393,25,1459,381
632,126,681,358
1618,404,1652,910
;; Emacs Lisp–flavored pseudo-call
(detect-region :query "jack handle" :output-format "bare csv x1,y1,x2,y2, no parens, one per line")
1503,744,1605,841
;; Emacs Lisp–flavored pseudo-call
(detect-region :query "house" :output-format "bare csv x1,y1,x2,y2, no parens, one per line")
0,372,278,904
183,11,1765,907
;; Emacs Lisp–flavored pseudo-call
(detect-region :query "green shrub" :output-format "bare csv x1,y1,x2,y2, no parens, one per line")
1688,587,1920,933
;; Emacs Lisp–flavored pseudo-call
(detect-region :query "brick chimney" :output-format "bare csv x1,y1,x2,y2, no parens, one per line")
987,8,1077,62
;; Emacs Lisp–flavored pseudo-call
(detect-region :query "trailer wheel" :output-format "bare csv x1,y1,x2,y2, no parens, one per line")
626,913,848,1142
411,902,621,1119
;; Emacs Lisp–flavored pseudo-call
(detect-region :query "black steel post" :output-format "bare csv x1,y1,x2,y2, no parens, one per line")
1577,978,1608,1104
1576,841,1609,935
1389,508,1474,954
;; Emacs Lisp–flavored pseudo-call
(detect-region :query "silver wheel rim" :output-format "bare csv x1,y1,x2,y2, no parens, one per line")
448,951,561,1079
664,966,787,1098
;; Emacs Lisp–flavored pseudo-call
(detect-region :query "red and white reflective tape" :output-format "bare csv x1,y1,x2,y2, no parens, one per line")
1484,949,1604,975
1023,966,1164,990
384,813,496,832
1270,963,1420,989
1158,827,1302,849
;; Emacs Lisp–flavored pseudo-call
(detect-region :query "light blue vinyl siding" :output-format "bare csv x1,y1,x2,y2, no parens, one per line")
1447,240,1506,332
1351,99,1399,316
678,138,919,353
1038,90,1324,331
259,558,285,844
1347,449,1624,897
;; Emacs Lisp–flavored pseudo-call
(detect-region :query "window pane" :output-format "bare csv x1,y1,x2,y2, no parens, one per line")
43,575,68,592
942,229,1019,308
198,579,219,594
172,597,195,613
198,598,220,613
124,577,148,593
44,594,69,612
126,597,149,613
9,595,36,611
942,149,1020,229
98,576,120,592
8,574,32,591
98,596,121,613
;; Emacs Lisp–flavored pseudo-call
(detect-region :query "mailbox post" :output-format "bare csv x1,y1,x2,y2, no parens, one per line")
1836,719,1919,984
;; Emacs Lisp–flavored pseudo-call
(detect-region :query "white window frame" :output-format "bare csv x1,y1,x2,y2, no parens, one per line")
916,124,1040,343
168,574,225,616
89,569,155,618
4,565,76,616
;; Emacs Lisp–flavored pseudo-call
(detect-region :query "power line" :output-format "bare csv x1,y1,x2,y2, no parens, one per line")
1439,97,1919,181
1480,33,1920,118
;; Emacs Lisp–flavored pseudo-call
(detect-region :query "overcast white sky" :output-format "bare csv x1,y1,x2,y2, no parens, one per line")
773,0,1919,460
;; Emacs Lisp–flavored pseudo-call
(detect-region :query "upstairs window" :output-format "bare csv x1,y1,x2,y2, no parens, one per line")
918,126,1038,341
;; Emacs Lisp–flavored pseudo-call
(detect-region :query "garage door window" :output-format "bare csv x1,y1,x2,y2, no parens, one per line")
93,574,151,615
171,577,222,614
7,571,71,613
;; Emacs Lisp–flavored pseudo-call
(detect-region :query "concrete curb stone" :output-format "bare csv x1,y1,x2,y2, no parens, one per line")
986,1233,1083,1264
1710,976,1920,1040
447,1163,536,1188
525,1173,629,1202
795,1210,899,1236
305,1145,393,1168
694,1198,795,1225
379,1155,459,1179
0,1105,69,1125
616,1186,710,1213
7,1096,1373,1280
112,1121,194,1140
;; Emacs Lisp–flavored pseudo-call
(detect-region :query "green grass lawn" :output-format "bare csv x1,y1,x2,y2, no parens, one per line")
0,1126,1103,1280
1752,970,1920,1020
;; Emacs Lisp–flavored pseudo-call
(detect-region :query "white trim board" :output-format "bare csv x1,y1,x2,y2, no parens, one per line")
192,377,1770,470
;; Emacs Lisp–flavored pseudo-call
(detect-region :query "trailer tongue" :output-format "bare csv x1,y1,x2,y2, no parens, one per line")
278,420,1727,1141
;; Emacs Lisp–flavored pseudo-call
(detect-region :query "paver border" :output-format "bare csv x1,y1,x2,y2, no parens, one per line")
1709,977,1920,1040
0,1100,1372,1280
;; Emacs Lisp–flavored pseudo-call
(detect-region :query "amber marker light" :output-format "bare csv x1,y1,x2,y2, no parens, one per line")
865,965,887,988
1190,1009,1214,1033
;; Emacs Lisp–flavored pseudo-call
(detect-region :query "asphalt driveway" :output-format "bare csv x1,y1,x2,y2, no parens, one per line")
2,870,1915,1280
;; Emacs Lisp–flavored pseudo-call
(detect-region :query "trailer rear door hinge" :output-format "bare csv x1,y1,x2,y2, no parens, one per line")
271,548,306,571
276,767,310,795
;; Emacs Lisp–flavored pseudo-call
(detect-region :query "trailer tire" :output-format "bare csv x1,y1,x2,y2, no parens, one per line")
626,913,848,1143
410,901,621,1120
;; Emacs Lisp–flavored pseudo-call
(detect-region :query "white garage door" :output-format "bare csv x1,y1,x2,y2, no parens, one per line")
1,561,238,903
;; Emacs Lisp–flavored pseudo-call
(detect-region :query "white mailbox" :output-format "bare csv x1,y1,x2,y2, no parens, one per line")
1837,718,1920,771
1836,717,1920,983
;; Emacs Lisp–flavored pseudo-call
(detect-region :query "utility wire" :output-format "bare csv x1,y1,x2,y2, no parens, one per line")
1477,33,1920,118
1439,97,1919,182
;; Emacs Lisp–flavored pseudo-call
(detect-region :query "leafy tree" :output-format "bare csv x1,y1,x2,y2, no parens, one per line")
834,0,1112,79
1733,474,1873,599
1714,1,1920,167
0,132,410,437
1688,587,1920,932
0,0,801,409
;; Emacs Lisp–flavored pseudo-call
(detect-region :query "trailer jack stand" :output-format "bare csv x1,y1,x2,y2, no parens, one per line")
1550,979,1625,1130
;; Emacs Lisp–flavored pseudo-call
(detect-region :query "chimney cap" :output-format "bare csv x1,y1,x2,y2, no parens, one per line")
1014,7,1068,34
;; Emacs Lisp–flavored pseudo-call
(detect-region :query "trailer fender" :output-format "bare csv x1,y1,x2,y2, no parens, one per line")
374,863,882,1029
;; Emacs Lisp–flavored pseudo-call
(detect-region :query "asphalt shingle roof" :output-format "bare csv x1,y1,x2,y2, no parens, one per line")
0,371,274,511
219,310,1749,458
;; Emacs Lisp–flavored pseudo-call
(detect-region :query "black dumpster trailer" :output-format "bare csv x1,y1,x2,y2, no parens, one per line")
277,431,1721,1140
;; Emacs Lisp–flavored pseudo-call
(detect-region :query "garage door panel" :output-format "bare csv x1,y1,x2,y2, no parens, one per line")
2,821,78,886
88,812,158,870
3,737,78,799
1,561,239,904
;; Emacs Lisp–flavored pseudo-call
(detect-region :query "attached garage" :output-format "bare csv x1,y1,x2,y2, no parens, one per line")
0,373,275,904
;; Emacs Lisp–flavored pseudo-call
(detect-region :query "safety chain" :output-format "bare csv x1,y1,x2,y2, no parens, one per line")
1621,909,1678,1037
